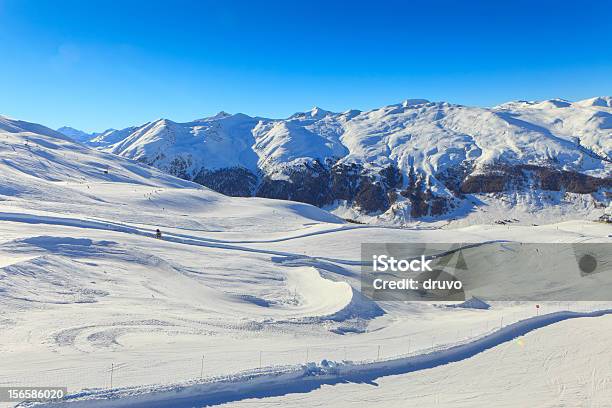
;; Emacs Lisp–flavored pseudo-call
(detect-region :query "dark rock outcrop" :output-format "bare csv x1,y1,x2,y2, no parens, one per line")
181,160,610,220
256,160,332,206
354,182,389,213
460,165,612,194
193,167,258,197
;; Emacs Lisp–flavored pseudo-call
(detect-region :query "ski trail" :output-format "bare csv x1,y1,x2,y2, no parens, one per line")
0,211,362,265
29,309,612,408
0,212,507,268
0,211,371,244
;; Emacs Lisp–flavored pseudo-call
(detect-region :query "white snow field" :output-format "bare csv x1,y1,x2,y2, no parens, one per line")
1,116,611,407
214,313,612,408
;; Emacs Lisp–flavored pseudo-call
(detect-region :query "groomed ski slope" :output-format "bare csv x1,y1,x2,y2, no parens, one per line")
27,309,612,407
222,312,612,408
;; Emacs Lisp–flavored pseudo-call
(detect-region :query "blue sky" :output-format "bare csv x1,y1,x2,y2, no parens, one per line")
0,0,611,132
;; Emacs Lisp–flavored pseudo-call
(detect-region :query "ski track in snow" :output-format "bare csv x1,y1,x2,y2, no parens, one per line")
0,211,369,265
26,309,612,408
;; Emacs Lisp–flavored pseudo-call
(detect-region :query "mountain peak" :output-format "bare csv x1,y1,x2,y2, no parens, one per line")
309,106,330,117
288,106,333,120
57,126,99,140
576,96,612,108
211,111,232,119
192,111,236,122
401,99,430,108
151,118,178,126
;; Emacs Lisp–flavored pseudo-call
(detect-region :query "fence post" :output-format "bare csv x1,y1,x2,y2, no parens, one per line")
377,345,381,360
200,355,204,380
259,351,262,369
110,363,114,389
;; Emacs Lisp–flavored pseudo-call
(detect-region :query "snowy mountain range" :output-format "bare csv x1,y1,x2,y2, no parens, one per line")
5,102,612,408
46,97,612,224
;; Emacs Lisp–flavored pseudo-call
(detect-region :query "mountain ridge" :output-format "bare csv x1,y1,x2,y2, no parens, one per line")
45,97,612,224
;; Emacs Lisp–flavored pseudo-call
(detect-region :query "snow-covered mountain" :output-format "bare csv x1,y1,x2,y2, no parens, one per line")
56,126,100,143
0,114,340,227
64,98,610,224
1,115,191,192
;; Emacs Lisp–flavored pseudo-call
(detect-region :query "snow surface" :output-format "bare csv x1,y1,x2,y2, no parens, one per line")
19,310,612,407
1,115,611,407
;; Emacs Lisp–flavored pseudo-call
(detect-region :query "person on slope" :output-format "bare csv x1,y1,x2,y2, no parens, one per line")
155,229,162,239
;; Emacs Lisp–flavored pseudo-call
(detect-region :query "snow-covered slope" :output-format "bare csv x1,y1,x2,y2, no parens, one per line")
1,115,72,140
0,115,341,227
494,97,612,164
210,313,612,408
2,113,611,408
71,98,611,225
56,126,99,143
108,114,260,176
1,116,194,195
88,126,140,148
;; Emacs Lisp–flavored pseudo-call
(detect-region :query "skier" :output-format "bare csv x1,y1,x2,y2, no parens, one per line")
155,229,162,239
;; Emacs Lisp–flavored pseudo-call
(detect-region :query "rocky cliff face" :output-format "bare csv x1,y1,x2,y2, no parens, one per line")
63,98,612,224
194,167,258,197
460,165,612,195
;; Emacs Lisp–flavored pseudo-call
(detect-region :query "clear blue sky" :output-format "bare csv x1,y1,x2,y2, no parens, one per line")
1,0,611,132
